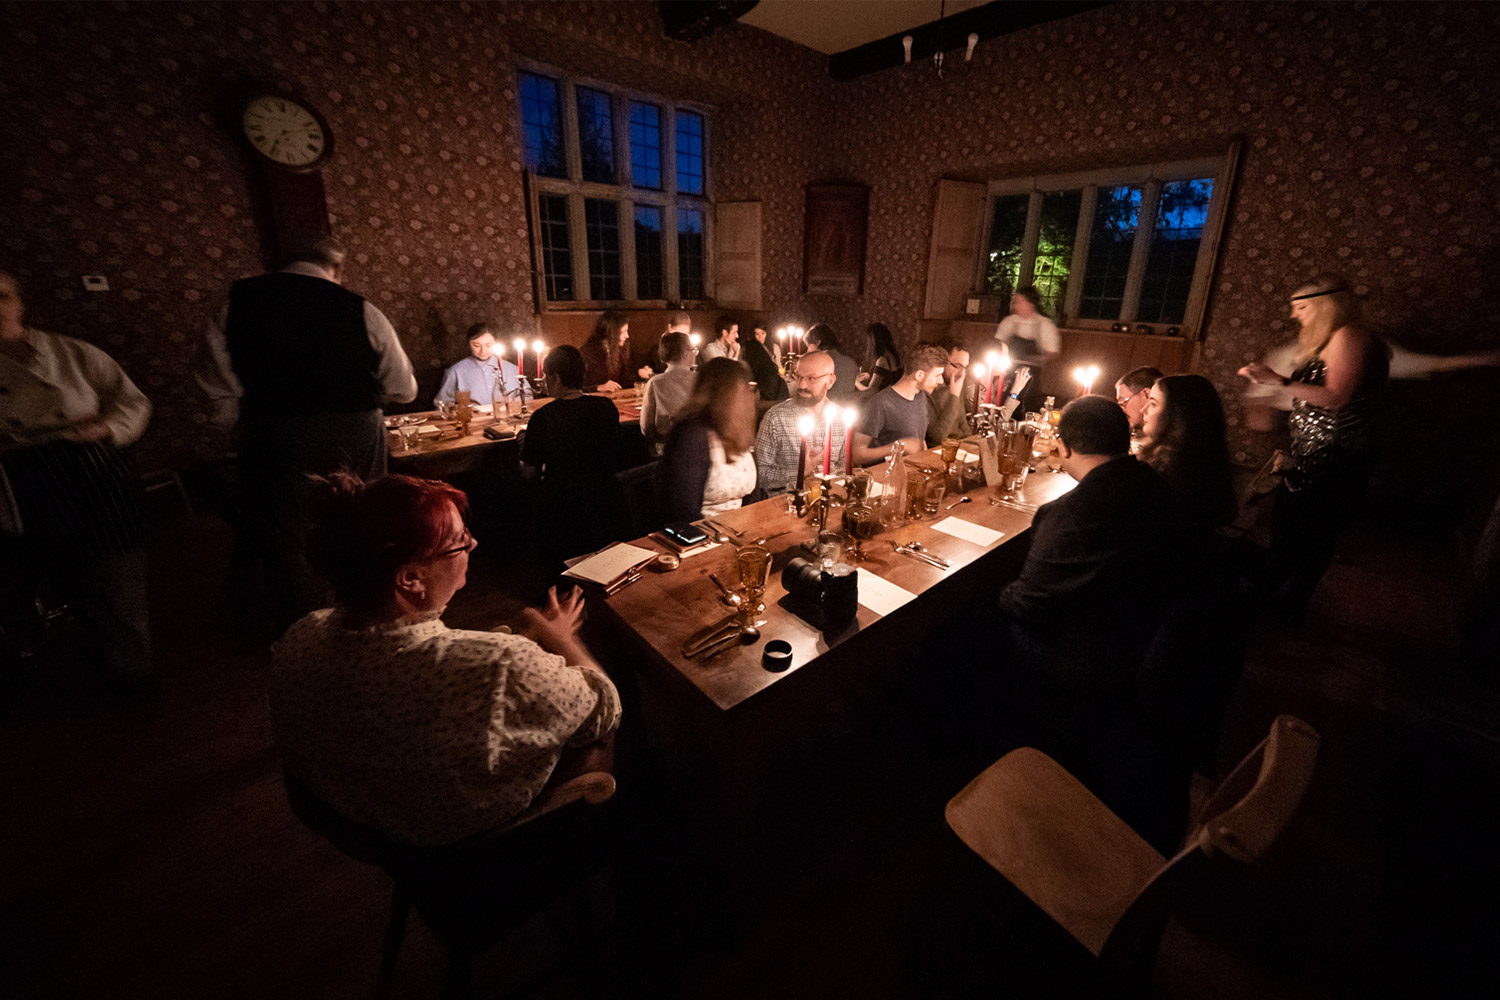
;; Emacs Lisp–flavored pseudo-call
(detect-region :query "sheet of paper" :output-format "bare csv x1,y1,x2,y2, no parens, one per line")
855,568,918,617
415,424,441,437
564,543,657,585
957,449,980,463
931,516,1004,548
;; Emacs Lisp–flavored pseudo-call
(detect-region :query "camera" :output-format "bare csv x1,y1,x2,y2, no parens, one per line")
781,557,858,632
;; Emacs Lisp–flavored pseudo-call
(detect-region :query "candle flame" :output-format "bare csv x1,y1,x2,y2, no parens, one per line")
531,339,545,353
689,333,702,347
999,346,1013,372
798,414,815,435
513,337,526,354
973,363,987,379
776,327,787,340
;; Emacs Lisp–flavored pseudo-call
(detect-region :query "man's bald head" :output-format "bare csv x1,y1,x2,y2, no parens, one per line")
792,350,836,406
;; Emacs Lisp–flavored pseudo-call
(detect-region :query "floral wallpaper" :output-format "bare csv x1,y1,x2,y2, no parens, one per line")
2,0,1497,471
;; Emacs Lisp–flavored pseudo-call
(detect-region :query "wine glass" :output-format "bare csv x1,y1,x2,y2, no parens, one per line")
843,504,879,561
735,543,772,625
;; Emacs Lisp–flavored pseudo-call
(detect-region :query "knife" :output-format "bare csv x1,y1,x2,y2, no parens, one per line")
681,611,741,657
892,542,949,570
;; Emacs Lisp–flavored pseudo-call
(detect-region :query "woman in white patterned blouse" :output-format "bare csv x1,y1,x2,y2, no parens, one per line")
270,472,621,846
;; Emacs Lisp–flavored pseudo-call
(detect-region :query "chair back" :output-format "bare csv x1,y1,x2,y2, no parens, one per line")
283,772,403,870
615,460,664,539
1098,714,1319,967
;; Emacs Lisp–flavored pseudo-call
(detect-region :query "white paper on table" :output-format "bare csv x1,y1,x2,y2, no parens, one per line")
931,516,1004,547
563,543,657,585
957,449,980,463
415,424,441,437
855,568,918,617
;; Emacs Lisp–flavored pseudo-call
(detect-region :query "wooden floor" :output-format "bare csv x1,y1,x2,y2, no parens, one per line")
3,498,1498,999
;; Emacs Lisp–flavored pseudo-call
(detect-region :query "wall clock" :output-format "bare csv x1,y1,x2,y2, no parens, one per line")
241,94,334,172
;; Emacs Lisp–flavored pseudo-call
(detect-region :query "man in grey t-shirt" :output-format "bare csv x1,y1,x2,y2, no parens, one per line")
849,342,949,467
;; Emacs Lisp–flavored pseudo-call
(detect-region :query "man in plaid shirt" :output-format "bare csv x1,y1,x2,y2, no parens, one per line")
753,350,849,497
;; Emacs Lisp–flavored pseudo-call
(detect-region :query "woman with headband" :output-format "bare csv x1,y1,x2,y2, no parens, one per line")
1239,273,1389,612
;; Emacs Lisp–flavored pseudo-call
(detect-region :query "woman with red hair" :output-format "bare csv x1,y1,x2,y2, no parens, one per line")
270,471,620,846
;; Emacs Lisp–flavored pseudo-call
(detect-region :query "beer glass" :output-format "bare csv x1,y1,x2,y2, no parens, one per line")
922,478,947,516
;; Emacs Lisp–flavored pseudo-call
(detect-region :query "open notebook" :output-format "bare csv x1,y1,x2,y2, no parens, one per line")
562,542,659,589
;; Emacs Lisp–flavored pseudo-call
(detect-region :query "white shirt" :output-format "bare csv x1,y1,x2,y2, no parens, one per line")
995,313,1062,356
0,327,151,449
198,262,417,431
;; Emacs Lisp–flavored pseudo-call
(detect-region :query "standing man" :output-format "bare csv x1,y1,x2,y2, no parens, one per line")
753,350,845,497
848,342,948,467
1114,365,1162,436
201,237,417,629
697,314,739,363
925,344,974,446
435,323,532,407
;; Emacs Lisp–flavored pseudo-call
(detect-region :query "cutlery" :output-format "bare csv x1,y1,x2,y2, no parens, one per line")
945,496,972,510
706,519,742,539
681,611,742,656
988,498,1038,512
604,569,643,595
692,621,762,659
708,573,743,607
889,540,949,570
701,522,731,544
905,541,951,567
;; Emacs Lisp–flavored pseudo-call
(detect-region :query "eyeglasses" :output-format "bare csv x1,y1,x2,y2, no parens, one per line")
795,373,834,384
1115,389,1138,406
435,529,477,559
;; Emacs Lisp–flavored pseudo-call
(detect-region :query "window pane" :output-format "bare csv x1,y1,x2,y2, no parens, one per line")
576,86,615,184
678,207,705,300
1077,185,1142,320
629,101,663,190
1033,190,1082,320
1139,178,1213,324
538,194,573,301
676,110,705,196
519,72,565,178
634,205,664,299
982,194,1029,299
584,198,622,301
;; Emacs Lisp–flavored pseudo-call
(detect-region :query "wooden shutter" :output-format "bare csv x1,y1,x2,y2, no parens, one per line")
714,200,762,309
923,179,987,319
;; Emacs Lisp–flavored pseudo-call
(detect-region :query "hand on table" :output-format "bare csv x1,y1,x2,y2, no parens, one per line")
637,366,654,381
597,380,622,393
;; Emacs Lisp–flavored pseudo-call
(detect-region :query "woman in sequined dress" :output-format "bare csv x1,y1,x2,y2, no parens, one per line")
1239,273,1389,611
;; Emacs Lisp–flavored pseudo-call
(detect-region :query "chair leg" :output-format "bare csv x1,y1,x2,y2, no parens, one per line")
376,881,411,995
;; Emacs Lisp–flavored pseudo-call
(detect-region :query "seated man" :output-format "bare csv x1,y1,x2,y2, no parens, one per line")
697,314,739,363
848,342,949,467
639,330,696,452
754,350,846,496
990,396,1192,847
1114,365,1162,435
926,344,974,446
435,323,532,407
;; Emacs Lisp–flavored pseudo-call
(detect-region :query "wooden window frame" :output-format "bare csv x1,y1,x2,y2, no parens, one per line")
976,145,1240,340
516,60,714,313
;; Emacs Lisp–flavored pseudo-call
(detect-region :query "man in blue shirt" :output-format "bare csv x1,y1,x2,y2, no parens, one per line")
435,323,532,408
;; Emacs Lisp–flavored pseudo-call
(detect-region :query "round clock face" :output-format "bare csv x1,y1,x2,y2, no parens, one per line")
242,96,328,169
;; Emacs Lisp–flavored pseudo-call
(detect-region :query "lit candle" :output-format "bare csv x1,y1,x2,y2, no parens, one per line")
795,326,804,354
984,352,1001,405
842,406,856,476
494,343,506,393
822,412,833,477
532,339,545,380
1073,366,1090,397
972,363,986,411
796,413,813,489
996,347,1013,405
1086,364,1101,396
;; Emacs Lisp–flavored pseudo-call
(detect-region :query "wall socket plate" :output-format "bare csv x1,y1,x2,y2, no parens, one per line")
81,275,110,292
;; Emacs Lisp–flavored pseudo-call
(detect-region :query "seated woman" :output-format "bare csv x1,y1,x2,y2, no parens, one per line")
1138,374,1238,530
580,311,637,392
740,322,789,402
521,345,624,564
658,357,759,522
857,322,903,393
270,472,621,847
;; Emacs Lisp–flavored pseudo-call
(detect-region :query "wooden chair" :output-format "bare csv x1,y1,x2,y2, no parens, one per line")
285,769,616,998
944,714,1319,992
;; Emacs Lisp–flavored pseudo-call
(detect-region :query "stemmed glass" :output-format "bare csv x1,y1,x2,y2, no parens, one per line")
735,543,772,627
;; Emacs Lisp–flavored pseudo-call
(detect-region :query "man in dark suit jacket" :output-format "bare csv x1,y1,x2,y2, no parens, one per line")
993,396,1194,848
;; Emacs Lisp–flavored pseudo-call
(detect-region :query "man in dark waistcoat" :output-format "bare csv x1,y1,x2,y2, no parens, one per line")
201,238,416,631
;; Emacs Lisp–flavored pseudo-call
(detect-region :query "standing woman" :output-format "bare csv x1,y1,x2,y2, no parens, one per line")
1137,374,1238,530
993,286,1060,412
0,270,153,688
658,358,759,521
1239,273,1389,610
581,311,632,392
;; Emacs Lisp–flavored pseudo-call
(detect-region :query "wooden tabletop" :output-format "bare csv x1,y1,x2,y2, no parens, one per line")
387,389,643,462
595,449,1075,712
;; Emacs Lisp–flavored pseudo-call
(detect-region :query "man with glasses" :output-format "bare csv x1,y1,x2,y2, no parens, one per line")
753,350,845,496
1114,365,1162,435
926,344,975,447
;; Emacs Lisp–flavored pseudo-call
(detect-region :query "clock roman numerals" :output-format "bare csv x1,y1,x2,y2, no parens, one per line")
242,95,329,169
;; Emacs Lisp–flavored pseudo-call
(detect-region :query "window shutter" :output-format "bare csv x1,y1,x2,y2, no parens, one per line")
714,200,762,309
924,179,987,319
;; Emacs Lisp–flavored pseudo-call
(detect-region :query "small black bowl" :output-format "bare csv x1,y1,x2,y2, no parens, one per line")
762,639,793,672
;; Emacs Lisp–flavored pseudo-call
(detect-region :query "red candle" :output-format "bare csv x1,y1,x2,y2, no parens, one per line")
533,339,545,380
796,414,813,488
842,408,854,476
822,416,832,477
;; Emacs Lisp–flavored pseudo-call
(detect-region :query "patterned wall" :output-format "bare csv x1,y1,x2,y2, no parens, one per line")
0,1,832,468
3,1,1497,471
811,1,1500,462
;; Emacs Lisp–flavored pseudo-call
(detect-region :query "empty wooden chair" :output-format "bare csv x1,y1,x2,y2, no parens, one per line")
945,714,1319,990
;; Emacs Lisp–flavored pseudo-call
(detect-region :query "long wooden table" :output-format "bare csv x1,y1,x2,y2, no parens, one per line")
595,450,1075,713
387,388,643,470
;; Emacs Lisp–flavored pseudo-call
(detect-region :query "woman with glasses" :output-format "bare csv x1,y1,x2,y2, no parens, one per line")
270,471,620,846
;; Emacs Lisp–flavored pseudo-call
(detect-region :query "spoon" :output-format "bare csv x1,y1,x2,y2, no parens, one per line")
945,496,972,510
702,524,731,544
708,573,743,607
